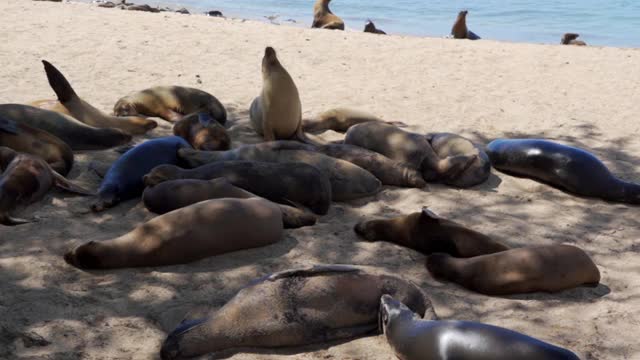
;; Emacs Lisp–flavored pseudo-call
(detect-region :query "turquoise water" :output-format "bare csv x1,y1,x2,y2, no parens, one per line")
109,0,640,47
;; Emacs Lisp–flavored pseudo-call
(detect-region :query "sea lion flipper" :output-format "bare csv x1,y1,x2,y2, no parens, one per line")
0,213,34,226
0,116,20,135
467,30,481,40
265,264,361,282
42,60,78,103
52,171,95,196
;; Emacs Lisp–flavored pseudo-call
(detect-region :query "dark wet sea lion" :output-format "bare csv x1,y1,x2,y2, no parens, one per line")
0,115,73,175
160,264,430,360
142,178,316,228
143,160,331,215
355,208,509,257
311,0,345,30
172,112,230,151
426,245,600,295
427,132,491,187
561,33,587,46
66,198,282,269
0,147,93,225
451,10,480,40
380,295,580,360
31,60,158,135
92,136,190,212
487,138,640,204
364,20,386,34
0,104,131,151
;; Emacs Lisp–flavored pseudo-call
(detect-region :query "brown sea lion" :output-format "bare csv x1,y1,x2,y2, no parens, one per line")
311,0,345,30
355,208,509,257
364,20,386,34
0,104,131,151
142,178,316,228
426,245,601,295
427,132,491,188
172,112,230,151
451,10,480,40
0,115,73,175
143,160,332,215
303,108,386,133
113,86,227,124
0,147,93,226
160,264,431,360
30,61,158,136
561,33,587,46
65,198,282,269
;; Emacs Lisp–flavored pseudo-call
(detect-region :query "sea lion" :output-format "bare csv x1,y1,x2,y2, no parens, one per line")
364,20,386,34
142,178,316,228
379,295,580,360
355,208,509,257
178,142,381,201
66,198,282,269
160,264,431,360
113,86,227,124
303,108,386,133
451,10,480,40
30,61,158,136
487,138,640,204
143,160,331,215
0,147,93,225
0,104,131,151
311,0,345,30
426,245,600,295
92,136,191,212
427,132,491,187
561,33,587,46
344,122,476,183
0,115,73,175
172,112,230,151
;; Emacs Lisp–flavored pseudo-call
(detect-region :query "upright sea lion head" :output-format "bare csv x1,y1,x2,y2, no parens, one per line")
262,46,281,73
379,294,421,334
458,10,468,18
364,20,376,32
64,241,105,269
561,33,580,44
0,146,18,170
143,164,184,187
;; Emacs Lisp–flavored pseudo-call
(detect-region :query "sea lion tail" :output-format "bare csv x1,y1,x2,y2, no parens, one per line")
42,60,78,103
52,171,96,196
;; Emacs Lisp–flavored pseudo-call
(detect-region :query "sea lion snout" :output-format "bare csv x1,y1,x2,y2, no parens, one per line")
353,220,385,242
264,46,277,60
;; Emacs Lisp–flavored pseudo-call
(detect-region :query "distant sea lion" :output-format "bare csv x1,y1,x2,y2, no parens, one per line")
355,208,509,257
0,147,93,225
143,160,331,215
303,108,386,133
92,136,190,212
67,198,282,269
142,178,316,228
426,245,600,295
451,10,480,40
364,20,386,34
380,295,580,360
178,142,381,201
113,86,227,124
0,104,131,151
345,122,476,183
427,132,491,187
561,33,587,46
487,138,640,204
172,112,230,151
160,264,430,360
30,61,158,136
0,115,73,175
311,0,345,30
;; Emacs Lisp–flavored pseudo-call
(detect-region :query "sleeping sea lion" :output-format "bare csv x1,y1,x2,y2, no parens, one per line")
427,132,491,187
66,198,282,269
355,208,509,257
303,108,386,133
311,0,345,30
364,20,386,34
426,245,601,295
172,112,230,151
451,10,480,40
561,33,587,46
30,60,158,135
113,86,227,124
160,264,431,360
380,295,580,360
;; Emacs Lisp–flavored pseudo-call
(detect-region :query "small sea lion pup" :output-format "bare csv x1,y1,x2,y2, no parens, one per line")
160,264,432,360
311,0,344,30
451,10,481,40
427,245,600,295
380,295,580,360
92,136,191,212
561,33,587,46
427,132,491,187
364,20,386,34
113,86,227,124
0,147,93,226
0,115,73,175
142,178,316,228
172,112,230,151
30,60,158,136
0,104,131,151
66,198,282,269
487,138,640,204
355,208,509,257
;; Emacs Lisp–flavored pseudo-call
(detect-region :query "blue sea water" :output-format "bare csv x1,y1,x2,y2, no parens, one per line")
104,0,640,47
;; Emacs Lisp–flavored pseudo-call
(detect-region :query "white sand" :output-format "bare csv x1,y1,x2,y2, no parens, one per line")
1,1,639,359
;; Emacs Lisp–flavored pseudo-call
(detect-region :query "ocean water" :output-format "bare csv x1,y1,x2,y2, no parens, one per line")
101,0,640,47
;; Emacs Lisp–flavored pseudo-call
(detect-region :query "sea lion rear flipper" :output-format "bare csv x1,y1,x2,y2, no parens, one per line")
265,265,361,282
0,116,20,135
52,171,96,196
467,30,481,40
42,60,78,103
0,213,35,226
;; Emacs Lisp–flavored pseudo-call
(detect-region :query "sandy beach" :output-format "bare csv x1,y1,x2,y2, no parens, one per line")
1,1,640,359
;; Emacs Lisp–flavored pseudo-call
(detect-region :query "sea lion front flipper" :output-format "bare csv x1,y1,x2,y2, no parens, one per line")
467,30,481,40
0,116,20,135
52,171,96,196
42,60,78,103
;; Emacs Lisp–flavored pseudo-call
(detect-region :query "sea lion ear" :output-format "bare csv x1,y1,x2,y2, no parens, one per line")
421,207,440,221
